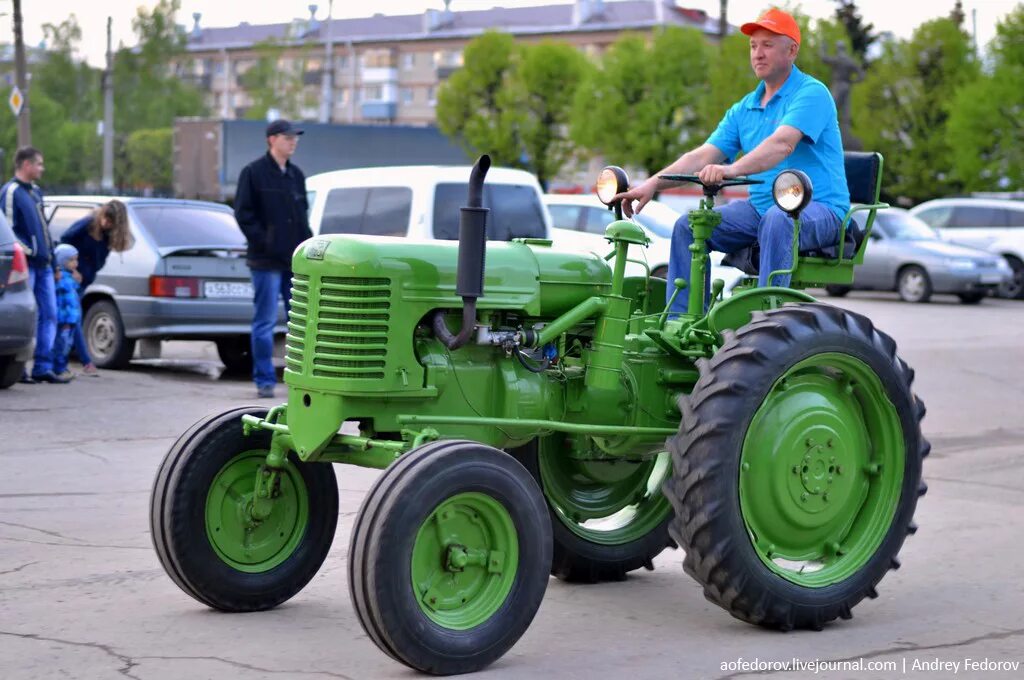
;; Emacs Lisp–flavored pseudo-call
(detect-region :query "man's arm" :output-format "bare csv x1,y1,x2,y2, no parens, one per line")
612,144,726,217
698,125,803,183
233,165,265,244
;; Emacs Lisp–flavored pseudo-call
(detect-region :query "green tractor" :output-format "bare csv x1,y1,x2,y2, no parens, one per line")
151,152,927,675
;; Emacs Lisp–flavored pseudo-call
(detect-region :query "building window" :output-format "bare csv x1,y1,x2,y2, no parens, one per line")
427,86,436,106
336,54,350,71
337,87,349,105
361,49,396,69
401,53,415,69
433,50,463,68
400,87,414,104
363,84,383,101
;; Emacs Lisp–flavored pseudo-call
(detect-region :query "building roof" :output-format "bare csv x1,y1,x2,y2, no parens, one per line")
184,1,723,52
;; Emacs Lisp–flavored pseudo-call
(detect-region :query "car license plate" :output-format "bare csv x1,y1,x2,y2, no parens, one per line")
981,274,1004,284
204,281,253,298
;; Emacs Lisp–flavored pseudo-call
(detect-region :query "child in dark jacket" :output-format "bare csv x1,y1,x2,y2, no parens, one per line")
52,244,82,381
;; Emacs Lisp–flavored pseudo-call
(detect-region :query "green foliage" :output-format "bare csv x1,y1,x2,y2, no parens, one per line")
122,128,173,190
703,32,758,136
113,0,206,135
851,18,978,202
571,27,709,176
436,31,521,167
239,39,315,120
502,41,590,188
947,7,1024,191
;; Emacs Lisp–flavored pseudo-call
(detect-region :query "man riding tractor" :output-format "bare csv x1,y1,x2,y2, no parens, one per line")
614,8,849,314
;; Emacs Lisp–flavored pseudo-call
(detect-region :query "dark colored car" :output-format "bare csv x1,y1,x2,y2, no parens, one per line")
0,211,36,388
44,197,286,370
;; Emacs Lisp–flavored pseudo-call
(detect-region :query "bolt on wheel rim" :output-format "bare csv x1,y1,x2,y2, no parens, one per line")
205,450,309,573
538,441,672,545
411,492,518,630
739,353,904,587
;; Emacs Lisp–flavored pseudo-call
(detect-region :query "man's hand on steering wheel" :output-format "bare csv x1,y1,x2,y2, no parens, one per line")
696,164,737,186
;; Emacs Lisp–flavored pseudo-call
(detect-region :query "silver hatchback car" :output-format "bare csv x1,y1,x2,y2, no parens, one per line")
46,197,286,370
824,208,1012,304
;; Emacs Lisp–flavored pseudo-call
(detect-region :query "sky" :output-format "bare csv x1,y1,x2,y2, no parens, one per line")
1,0,1019,67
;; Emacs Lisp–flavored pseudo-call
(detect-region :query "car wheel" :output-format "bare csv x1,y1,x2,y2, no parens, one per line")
957,292,986,305
0,357,24,389
998,256,1024,300
84,300,136,369
897,266,932,303
216,336,253,375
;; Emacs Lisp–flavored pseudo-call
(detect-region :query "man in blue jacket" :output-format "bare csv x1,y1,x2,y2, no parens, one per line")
1,146,68,383
234,120,311,398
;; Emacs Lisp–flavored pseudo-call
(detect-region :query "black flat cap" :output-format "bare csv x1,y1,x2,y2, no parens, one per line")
266,119,305,137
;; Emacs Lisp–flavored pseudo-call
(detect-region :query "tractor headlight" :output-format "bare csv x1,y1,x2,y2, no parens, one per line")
772,170,813,216
596,166,629,206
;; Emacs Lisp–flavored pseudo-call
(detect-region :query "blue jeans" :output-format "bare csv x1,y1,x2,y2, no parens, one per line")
251,268,290,388
53,324,75,374
28,266,58,375
667,200,841,315
72,322,92,366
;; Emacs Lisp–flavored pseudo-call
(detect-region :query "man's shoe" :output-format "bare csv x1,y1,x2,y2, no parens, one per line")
18,372,36,384
32,371,72,384
256,385,276,399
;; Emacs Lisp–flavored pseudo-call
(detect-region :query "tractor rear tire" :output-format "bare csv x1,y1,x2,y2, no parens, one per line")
348,440,551,675
663,303,927,631
150,406,338,612
511,439,675,583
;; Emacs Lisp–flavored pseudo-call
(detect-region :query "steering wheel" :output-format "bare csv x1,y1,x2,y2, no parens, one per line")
659,174,763,197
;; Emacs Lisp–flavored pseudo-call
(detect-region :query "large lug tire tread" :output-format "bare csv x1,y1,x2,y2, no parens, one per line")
1000,256,1024,300
150,406,338,612
662,303,927,631
0,357,24,389
510,441,676,583
348,440,553,675
84,300,135,369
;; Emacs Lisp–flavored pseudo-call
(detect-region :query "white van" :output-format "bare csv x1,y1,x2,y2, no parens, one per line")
306,165,552,241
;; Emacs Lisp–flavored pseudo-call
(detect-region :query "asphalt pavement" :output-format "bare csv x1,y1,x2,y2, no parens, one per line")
2,291,1023,680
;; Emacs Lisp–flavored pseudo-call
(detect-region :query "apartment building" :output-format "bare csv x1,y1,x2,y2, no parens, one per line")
180,0,723,126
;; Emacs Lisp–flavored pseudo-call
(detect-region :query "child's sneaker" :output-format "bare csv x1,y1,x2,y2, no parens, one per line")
55,370,76,382
81,363,99,377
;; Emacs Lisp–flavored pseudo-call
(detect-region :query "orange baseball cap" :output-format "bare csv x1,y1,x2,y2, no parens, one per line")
740,8,802,46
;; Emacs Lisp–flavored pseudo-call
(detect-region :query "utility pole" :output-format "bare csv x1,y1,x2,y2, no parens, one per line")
719,0,728,40
101,16,115,191
12,0,31,146
320,0,334,123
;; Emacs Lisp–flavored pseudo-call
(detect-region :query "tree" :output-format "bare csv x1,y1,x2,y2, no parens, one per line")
947,7,1024,191
571,27,709,177
702,32,757,137
436,31,521,167
834,1,876,64
502,42,590,189
123,128,173,191
851,18,978,202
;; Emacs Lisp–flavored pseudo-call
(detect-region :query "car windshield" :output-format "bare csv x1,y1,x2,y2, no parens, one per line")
434,183,547,241
877,211,938,241
132,205,246,248
634,212,673,239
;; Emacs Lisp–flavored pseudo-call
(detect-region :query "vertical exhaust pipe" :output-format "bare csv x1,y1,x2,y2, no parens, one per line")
433,155,490,349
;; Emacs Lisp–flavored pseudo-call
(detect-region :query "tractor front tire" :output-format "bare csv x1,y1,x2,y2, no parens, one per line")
511,439,675,583
150,406,338,612
663,303,927,631
349,440,551,675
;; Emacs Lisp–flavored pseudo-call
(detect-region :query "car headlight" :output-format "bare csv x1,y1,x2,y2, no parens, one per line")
772,170,813,215
945,258,977,270
596,166,629,206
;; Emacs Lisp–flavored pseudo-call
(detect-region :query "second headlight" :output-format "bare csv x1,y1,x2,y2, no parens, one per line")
773,170,813,215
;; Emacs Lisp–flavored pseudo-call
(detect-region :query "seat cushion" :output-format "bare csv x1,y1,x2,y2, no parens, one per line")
720,217,863,276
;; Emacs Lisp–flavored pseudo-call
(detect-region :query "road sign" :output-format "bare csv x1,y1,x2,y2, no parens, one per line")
9,86,24,117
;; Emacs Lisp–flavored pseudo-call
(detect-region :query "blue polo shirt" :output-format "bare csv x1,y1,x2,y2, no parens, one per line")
707,65,849,221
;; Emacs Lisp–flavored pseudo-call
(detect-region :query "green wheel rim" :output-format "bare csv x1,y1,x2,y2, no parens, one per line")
411,492,519,630
739,353,904,588
539,438,672,546
205,450,310,573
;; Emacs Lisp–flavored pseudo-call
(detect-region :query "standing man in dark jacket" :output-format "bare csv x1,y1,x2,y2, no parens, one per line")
1,146,68,383
234,120,311,398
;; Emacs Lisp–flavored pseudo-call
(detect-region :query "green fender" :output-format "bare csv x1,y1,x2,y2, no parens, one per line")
701,287,818,336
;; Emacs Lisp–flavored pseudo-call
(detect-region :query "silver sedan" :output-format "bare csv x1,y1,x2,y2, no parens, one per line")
824,208,1013,304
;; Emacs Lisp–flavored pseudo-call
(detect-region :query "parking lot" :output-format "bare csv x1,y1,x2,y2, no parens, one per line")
2,292,1023,680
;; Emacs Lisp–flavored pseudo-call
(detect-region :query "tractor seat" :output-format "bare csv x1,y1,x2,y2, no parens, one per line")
719,152,882,277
